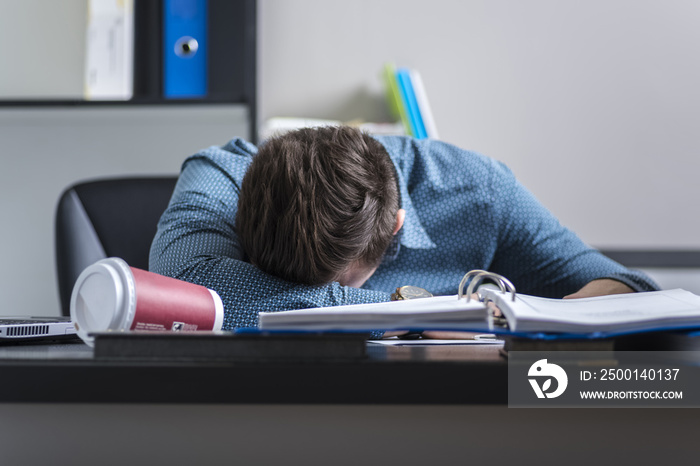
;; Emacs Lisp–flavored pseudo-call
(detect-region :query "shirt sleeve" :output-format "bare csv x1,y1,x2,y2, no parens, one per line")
486,160,659,297
149,141,390,331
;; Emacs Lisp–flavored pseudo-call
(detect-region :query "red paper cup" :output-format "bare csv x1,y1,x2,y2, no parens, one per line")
70,257,224,346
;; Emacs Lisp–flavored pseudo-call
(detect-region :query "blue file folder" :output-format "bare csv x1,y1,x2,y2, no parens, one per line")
396,68,427,139
163,0,208,99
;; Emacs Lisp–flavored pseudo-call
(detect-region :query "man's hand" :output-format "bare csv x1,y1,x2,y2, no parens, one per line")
383,330,491,339
563,279,634,299
383,330,410,338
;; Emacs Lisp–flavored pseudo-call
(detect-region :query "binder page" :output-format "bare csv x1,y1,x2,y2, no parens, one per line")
259,295,489,330
482,288,700,334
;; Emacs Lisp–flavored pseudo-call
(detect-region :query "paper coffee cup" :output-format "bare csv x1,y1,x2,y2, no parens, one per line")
70,257,224,346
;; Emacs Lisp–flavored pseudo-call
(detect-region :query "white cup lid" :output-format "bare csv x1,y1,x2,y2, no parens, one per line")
70,257,135,346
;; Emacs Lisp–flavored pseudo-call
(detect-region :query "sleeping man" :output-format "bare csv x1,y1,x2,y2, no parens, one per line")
149,126,657,333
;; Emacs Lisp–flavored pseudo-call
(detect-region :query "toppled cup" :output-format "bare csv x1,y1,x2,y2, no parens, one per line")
70,257,224,346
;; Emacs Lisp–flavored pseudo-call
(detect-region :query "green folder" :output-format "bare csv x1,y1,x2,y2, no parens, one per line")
383,63,413,136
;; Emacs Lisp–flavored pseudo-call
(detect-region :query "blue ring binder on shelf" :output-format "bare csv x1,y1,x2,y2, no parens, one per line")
163,0,208,99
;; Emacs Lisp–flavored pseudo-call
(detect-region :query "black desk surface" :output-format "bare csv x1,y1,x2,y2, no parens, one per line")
0,340,507,404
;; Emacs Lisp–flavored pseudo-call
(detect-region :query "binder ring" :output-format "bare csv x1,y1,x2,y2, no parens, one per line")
458,270,516,302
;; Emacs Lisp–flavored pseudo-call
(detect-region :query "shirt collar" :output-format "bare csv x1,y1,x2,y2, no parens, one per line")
388,149,437,251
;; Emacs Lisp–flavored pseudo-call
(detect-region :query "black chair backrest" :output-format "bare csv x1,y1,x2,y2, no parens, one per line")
55,177,178,316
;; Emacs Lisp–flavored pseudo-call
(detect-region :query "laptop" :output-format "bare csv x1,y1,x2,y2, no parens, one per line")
0,316,79,342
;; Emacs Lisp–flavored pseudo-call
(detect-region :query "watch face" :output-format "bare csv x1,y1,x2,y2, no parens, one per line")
398,286,433,299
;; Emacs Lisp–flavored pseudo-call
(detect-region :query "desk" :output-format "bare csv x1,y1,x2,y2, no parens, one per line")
0,340,506,403
2,341,700,465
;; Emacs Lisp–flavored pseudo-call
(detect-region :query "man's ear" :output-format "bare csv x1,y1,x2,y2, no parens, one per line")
393,209,406,235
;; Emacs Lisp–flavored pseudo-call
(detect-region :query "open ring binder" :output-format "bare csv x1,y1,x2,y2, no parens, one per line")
260,269,700,340
458,270,516,302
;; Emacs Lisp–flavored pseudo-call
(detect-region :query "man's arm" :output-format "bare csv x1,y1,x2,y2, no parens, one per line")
149,144,390,331
563,278,634,299
485,161,658,297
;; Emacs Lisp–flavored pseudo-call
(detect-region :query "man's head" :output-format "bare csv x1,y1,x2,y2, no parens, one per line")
236,126,403,286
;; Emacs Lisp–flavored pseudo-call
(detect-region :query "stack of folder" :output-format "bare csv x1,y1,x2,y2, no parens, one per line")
383,63,439,139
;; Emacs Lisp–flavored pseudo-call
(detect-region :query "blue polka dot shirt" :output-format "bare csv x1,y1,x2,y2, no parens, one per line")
149,135,658,331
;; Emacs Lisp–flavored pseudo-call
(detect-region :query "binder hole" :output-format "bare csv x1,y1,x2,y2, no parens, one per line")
175,37,199,58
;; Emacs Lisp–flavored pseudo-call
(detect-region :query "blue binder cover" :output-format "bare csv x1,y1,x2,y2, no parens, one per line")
163,0,208,98
396,68,427,139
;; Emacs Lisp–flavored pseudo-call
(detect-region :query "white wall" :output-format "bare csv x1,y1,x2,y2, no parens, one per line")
0,0,86,99
258,0,700,249
2,1,700,316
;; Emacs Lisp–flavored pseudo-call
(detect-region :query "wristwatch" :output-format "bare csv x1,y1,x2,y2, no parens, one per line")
390,286,433,339
391,285,433,301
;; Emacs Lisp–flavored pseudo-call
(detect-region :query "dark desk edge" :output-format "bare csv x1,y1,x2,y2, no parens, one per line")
0,358,507,404
600,249,700,268
0,342,507,404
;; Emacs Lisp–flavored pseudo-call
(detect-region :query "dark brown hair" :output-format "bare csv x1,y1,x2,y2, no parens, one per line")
236,126,399,285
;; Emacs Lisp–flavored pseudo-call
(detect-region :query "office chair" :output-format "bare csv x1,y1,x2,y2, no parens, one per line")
55,177,178,316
